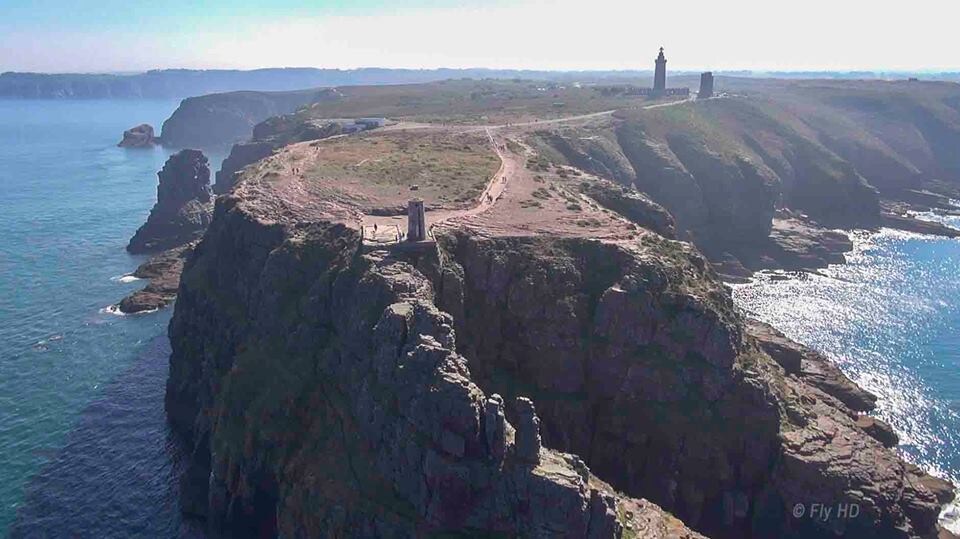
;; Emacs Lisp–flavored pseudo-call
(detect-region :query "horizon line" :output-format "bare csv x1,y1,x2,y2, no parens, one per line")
5,66,960,77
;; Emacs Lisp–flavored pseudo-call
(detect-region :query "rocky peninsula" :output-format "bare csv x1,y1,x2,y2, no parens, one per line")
137,77,960,537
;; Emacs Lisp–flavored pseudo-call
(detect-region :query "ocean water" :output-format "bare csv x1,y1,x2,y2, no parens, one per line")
0,100,220,537
731,216,960,532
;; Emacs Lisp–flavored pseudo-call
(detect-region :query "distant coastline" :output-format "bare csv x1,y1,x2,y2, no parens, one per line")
3,67,960,100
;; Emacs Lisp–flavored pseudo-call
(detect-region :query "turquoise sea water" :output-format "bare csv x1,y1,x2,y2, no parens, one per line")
732,219,960,533
0,100,221,537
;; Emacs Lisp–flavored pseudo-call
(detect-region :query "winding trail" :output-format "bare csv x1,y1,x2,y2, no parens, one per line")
360,96,700,246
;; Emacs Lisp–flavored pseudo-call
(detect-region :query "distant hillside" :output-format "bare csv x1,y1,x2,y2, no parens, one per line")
4,67,958,100
158,77,697,148
159,88,336,148
0,68,659,100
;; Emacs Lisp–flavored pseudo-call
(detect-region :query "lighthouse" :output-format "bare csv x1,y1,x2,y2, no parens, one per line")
654,47,667,94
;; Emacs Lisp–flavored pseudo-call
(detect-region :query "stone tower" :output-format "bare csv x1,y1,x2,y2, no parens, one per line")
407,199,426,241
654,47,667,94
699,72,714,99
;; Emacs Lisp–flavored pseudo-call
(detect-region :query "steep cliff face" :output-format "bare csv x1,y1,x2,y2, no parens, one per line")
127,149,212,254
431,232,951,538
213,141,275,195
167,183,951,538
529,88,960,271
166,191,705,538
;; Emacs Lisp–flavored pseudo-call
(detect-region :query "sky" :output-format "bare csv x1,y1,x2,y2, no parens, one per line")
0,0,957,73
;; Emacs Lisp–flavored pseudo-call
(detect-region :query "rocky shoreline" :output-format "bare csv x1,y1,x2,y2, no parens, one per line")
117,243,195,314
116,149,212,314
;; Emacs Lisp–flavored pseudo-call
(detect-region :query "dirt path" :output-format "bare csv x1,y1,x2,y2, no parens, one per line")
360,127,511,244
359,96,699,245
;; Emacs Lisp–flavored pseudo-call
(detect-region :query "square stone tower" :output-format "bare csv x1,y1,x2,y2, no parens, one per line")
407,199,426,242
699,72,714,99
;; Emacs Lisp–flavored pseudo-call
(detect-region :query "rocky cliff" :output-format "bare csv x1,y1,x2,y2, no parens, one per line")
165,188,705,538
431,232,952,539
161,79,960,537
159,88,340,148
166,172,952,537
530,82,960,273
127,149,212,254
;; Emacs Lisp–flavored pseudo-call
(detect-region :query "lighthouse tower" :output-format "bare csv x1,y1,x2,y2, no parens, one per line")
654,47,667,94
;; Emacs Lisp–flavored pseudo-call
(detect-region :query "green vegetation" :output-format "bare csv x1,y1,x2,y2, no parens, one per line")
291,79,656,125
271,129,499,211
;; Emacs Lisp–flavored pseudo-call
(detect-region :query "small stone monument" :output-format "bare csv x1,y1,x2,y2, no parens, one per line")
407,199,426,242
699,72,714,99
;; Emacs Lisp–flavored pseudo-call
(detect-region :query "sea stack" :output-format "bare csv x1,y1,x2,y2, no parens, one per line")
117,123,158,148
127,149,212,254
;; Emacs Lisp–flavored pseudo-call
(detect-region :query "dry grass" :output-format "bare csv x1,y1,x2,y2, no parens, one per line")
293,79,665,125
294,129,500,211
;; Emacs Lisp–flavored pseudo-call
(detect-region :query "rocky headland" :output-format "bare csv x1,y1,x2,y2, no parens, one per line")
159,88,341,148
160,84,957,535
118,149,213,314
117,123,159,148
527,79,960,277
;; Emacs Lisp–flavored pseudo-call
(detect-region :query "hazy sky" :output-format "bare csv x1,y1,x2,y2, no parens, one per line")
1,0,956,73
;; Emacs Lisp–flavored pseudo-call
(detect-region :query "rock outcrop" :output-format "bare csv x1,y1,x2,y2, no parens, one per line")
127,149,212,254
432,231,952,538
166,176,953,537
213,141,274,195
165,191,704,537
117,123,158,148
116,243,194,314
213,118,343,195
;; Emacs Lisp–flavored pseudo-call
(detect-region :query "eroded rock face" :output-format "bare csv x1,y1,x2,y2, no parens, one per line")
575,176,677,238
164,142,952,537
213,119,343,195
117,123,158,148
127,149,212,254
433,231,953,538
166,196,701,538
116,242,194,314
213,141,274,195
